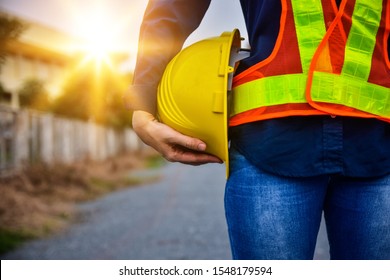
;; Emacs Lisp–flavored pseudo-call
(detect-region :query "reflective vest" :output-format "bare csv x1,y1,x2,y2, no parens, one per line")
230,0,390,126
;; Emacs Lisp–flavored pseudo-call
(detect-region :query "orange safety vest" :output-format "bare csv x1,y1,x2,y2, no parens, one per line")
229,0,390,127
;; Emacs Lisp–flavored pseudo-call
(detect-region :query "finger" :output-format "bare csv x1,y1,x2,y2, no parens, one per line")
167,132,208,153
164,145,223,165
168,153,223,165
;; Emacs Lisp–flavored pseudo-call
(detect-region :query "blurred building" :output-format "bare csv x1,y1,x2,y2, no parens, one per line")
0,11,129,109
0,11,84,108
0,11,140,175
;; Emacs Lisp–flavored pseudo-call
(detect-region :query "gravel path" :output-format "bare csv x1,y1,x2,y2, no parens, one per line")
1,162,329,260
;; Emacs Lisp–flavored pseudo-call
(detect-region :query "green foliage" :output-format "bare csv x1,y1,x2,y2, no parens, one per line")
52,60,133,128
51,67,91,120
104,72,134,129
0,14,26,63
0,229,34,255
0,81,10,102
146,155,167,169
18,78,51,111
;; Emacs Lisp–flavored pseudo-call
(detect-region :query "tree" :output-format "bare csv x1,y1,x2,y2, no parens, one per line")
51,66,92,120
0,82,11,103
104,72,134,129
52,55,133,128
0,14,26,64
18,79,51,111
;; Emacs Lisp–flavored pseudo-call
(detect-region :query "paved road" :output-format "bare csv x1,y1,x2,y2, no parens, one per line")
2,163,329,260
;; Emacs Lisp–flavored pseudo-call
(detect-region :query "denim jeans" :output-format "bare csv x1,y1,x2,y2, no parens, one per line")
224,147,390,259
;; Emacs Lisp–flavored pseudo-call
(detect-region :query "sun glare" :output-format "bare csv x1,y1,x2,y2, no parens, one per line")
76,6,121,69
65,2,131,121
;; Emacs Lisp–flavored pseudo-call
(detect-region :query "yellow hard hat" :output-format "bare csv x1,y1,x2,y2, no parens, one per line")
157,29,244,177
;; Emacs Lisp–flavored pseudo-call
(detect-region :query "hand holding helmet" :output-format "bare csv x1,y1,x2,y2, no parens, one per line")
132,110,223,165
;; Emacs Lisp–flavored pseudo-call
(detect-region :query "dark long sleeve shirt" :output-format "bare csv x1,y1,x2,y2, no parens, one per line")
130,0,390,178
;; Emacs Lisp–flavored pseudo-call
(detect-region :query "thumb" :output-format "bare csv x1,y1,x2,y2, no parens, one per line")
174,134,207,152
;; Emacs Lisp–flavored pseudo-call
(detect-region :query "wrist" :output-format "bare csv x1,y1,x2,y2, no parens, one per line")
123,84,158,115
132,110,157,132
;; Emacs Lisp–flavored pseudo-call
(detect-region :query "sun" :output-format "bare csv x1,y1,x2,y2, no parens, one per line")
82,35,113,69
76,6,121,69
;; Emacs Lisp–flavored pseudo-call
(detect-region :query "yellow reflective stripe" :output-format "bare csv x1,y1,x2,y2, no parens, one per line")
311,71,390,117
231,0,327,117
291,0,327,72
341,1,382,80
231,1,388,119
231,70,390,118
230,74,307,116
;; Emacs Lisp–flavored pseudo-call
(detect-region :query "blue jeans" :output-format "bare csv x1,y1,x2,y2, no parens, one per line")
224,147,390,259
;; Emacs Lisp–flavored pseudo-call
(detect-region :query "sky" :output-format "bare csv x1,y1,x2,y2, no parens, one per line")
0,0,248,70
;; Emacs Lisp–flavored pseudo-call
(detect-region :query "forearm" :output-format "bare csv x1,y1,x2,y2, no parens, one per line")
124,0,211,115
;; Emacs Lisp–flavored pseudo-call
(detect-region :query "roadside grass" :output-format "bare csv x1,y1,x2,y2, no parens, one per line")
145,154,167,168
0,151,165,256
0,229,35,255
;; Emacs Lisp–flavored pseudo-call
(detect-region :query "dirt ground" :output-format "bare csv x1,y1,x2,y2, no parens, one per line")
0,150,162,239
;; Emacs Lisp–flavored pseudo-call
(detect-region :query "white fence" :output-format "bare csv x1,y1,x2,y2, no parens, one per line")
0,105,143,176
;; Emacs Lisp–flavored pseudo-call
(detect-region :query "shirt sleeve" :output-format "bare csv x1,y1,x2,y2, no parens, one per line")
124,0,211,115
